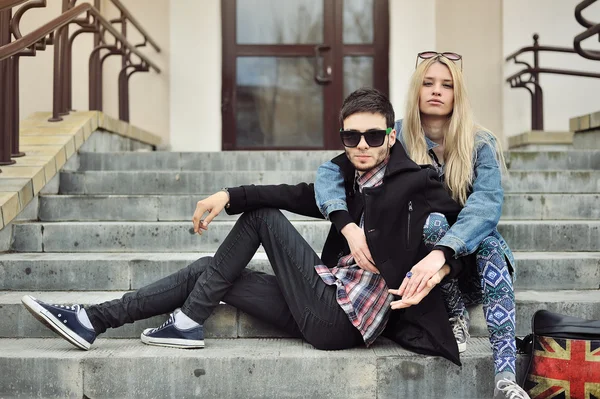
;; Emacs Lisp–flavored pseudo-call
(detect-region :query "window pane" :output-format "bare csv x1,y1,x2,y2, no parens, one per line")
236,57,323,147
237,0,323,44
343,0,374,44
344,56,373,98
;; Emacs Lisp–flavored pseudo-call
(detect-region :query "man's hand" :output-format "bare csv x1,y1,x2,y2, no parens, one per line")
192,191,229,234
340,223,379,274
389,265,450,309
396,249,446,299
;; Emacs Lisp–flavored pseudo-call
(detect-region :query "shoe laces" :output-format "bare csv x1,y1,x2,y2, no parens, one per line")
450,315,470,340
151,313,175,333
48,302,79,312
496,379,531,399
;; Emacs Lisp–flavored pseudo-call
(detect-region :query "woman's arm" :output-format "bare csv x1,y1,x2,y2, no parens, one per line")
435,135,504,257
314,160,377,272
315,160,348,221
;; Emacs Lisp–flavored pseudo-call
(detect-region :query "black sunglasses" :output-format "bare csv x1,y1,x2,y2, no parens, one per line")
339,128,392,148
415,51,463,71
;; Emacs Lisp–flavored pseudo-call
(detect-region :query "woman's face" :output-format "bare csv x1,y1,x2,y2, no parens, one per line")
419,62,454,117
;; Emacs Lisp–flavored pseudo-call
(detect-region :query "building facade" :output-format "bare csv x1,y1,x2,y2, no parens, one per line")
16,0,600,151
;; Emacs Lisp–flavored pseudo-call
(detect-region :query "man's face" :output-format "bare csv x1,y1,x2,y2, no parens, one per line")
342,112,396,174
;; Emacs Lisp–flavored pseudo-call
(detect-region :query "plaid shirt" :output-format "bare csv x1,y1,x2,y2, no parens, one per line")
314,157,393,346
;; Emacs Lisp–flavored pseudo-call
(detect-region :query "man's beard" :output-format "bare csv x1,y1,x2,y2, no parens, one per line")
346,146,389,172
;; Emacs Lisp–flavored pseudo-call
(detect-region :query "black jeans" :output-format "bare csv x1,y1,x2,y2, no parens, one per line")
87,208,363,350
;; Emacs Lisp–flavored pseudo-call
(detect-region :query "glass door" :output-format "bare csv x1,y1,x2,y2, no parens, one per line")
221,0,389,150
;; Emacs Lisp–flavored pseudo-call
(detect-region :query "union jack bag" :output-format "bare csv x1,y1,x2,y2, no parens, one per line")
519,310,600,399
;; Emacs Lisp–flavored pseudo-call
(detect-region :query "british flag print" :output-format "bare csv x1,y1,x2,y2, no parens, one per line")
524,336,600,399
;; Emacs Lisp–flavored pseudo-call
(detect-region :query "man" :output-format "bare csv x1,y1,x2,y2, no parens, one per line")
21,88,464,363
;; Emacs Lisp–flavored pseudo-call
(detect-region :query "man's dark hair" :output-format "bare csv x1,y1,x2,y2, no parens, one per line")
339,87,395,129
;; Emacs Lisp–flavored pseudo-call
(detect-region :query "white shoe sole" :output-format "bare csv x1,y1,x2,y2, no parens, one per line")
457,341,467,353
140,329,205,349
21,295,91,350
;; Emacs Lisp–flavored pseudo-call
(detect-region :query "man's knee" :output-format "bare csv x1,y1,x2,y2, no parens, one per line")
186,256,212,276
241,208,285,223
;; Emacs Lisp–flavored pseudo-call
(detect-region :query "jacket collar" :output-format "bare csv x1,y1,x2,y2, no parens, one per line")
425,135,439,151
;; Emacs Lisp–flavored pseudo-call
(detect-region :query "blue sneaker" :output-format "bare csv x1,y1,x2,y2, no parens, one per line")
141,310,205,349
21,295,96,350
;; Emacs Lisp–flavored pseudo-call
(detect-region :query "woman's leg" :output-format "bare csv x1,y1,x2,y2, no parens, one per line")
423,213,466,317
475,236,517,377
423,213,470,351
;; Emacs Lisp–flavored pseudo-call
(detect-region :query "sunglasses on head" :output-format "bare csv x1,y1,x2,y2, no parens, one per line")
339,128,392,148
415,51,463,71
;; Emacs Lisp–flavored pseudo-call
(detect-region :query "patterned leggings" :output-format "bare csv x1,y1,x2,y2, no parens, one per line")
422,213,516,376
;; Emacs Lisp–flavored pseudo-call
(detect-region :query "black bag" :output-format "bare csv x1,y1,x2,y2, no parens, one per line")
518,309,600,399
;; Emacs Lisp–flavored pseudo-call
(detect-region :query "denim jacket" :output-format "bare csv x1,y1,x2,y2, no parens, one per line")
315,119,515,270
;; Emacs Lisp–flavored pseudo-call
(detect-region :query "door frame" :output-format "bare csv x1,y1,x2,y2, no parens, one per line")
221,0,389,150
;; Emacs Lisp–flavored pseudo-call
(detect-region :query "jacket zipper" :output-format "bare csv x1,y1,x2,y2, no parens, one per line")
362,188,375,256
407,201,413,248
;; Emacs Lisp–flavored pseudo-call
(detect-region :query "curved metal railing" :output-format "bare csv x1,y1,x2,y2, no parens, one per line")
505,33,600,131
574,0,600,61
0,0,160,169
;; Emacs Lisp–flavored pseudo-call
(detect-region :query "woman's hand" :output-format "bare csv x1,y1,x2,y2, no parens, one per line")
192,191,229,234
389,265,450,309
396,250,446,298
340,223,379,274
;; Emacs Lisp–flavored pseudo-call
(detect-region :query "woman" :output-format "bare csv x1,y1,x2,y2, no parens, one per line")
314,53,528,399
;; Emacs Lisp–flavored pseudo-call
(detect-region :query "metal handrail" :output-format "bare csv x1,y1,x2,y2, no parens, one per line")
505,45,579,61
575,0,596,29
505,67,600,82
0,3,160,71
0,0,160,170
574,0,600,60
505,33,600,131
108,0,160,52
0,0,28,11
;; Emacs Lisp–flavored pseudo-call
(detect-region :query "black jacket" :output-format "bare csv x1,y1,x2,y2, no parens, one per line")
226,144,465,365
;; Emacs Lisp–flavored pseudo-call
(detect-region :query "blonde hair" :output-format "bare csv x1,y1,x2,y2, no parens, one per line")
403,56,506,206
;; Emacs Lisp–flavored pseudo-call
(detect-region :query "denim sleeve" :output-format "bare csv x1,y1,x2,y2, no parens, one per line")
436,137,504,257
315,160,347,218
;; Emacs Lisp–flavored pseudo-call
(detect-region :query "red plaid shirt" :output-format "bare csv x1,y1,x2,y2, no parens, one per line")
314,157,393,346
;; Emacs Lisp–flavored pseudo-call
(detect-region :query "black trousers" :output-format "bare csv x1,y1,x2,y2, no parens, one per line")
87,208,363,350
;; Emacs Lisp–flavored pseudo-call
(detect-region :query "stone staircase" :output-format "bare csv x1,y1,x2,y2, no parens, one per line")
1,147,599,398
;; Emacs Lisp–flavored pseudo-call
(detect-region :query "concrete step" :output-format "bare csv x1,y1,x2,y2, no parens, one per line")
0,291,260,340
0,252,273,291
75,150,600,172
38,195,319,222
1,252,598,291
38,193,600,221
505,150,600,170
77,151,342,171
0,337,529,399
58,170,600,194
10,220,600,252
503,193,600,220
2,290,599,339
